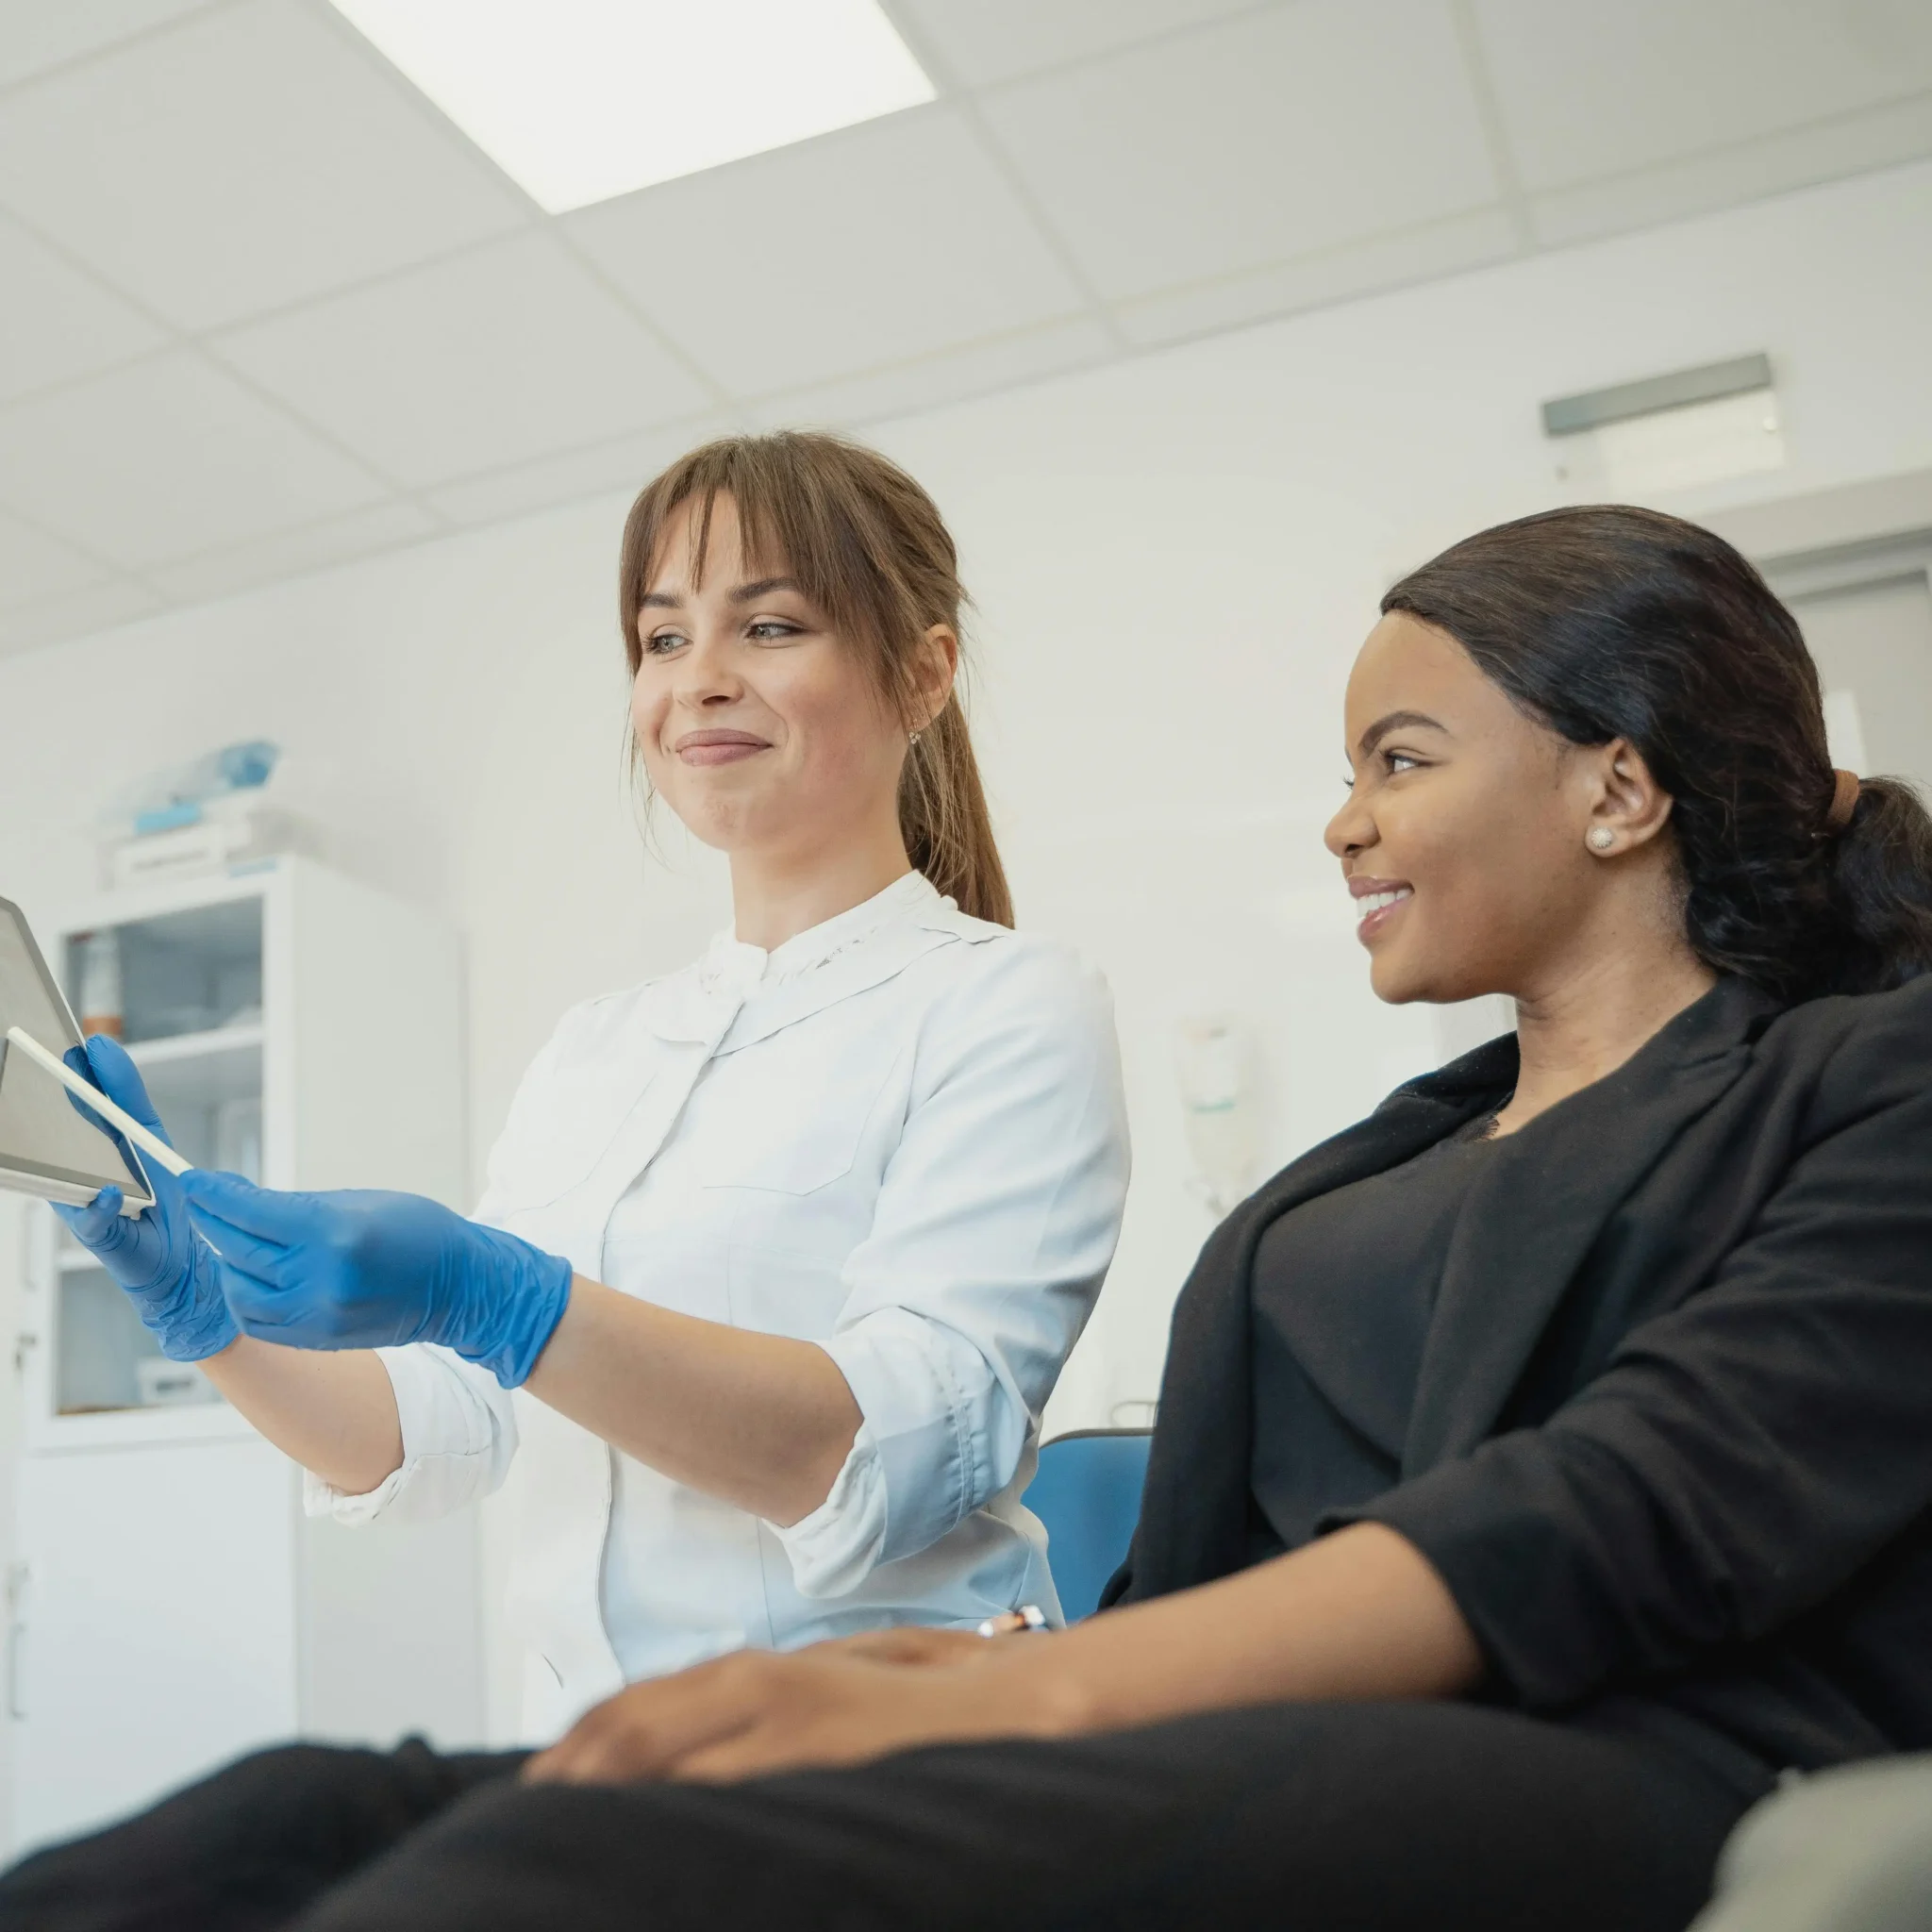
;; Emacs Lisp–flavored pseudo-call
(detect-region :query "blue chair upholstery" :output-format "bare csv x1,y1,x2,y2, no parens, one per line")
1024,1427,1154,1622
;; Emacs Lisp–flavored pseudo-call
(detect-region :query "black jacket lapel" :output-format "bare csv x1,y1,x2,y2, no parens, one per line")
1403,978,1780,1474
1107,1037,1516,1604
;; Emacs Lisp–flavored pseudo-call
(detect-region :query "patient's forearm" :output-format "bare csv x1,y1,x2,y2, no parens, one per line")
1016,1523,1483,1736
199,1338,403,1495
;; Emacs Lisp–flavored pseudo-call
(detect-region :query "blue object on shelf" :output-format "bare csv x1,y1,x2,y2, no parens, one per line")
215,741,278,790
123,741,282,841
1024,1427,1153,1622
133,801,205,836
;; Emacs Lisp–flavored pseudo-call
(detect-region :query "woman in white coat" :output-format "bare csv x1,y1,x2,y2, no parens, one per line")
58,432,1130,1739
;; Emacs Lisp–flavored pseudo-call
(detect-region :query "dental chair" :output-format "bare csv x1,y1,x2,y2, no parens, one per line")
1024,1427,1153,1623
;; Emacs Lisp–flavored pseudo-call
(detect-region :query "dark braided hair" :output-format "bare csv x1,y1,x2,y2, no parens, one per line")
1383,505,1932,1001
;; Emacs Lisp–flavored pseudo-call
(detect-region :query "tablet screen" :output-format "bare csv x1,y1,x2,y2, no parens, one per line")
0,897,153,1204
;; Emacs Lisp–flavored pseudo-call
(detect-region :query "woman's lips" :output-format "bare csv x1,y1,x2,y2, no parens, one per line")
1348,878,1414,945
675,731,769,767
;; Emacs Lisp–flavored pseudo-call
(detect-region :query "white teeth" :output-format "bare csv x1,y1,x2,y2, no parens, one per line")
1356,888,1412,922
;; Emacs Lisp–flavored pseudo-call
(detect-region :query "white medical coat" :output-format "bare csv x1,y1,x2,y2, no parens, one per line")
308,874,1130,1739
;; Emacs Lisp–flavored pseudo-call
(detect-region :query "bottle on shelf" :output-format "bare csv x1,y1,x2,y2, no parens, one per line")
74,929,124,1041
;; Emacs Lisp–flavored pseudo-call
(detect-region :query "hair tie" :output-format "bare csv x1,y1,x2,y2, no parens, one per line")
1825,767,1861,834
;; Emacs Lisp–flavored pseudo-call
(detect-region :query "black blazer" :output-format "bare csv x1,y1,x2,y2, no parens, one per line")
1105,974,1932,1780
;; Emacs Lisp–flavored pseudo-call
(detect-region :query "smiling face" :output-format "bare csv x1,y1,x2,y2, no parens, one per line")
1324,610,1674,1006
630,493,941,864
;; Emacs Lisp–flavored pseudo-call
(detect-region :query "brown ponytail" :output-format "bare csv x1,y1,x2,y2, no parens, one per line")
618,431,1012,926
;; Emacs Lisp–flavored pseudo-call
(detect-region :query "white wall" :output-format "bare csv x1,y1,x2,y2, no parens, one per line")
3,156,1930,1763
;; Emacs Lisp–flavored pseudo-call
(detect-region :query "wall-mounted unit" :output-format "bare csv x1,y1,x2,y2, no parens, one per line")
1543,354,1784,497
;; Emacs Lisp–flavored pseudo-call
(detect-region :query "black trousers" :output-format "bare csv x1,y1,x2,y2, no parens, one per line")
0,1701,1751,1932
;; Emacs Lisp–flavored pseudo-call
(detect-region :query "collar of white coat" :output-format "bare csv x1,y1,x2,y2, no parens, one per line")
641,870,1003,1050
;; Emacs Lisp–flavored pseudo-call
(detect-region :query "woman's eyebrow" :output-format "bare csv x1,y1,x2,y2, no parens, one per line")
1357,708,1447,756
729,575,802,604
638,575,799,611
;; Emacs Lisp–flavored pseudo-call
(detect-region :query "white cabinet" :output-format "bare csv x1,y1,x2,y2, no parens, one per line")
12,1440,297,1842
8,858,483,1855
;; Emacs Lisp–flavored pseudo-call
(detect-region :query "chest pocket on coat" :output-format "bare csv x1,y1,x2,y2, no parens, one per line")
694,1035,899,1196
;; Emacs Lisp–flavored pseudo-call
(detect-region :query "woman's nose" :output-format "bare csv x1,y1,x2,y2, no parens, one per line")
675,634,742,704
1324,792,1369,858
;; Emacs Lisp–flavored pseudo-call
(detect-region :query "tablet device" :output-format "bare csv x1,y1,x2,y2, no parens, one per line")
0,895,155,1211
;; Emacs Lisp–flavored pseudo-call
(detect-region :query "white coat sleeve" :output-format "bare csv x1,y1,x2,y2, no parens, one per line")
774,937,1130,1595
301,1342,519,1525
302,1024,577,1527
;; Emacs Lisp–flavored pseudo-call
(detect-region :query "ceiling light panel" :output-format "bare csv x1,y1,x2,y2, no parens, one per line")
326,0,935,213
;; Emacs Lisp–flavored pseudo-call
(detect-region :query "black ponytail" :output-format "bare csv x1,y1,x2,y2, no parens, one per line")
1826,779,1932,991
1383,505,1932,1001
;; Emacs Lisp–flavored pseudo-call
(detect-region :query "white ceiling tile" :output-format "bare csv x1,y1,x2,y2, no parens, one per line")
0,0,214,91
0,353,386,569
0,0,529,331
1529,94,1932,250
425,417,735,529
1475,0,1932,193
890,0,1263,87
746,316,1113,430
148,499,438,605
0,579,162,658
213,232,715,488
0,508,109,610
976,0,1500,301
0,210,165,405
567,108,1090,396
1115,208,1519,347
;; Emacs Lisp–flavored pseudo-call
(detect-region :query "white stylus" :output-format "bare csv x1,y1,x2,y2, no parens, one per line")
3,1025,193,1178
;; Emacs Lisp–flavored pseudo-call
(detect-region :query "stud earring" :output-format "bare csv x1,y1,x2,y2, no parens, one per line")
908,730,923,748
1588,827,1616,852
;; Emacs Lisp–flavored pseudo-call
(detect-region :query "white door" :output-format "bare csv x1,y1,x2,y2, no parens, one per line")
12,1437,296,1854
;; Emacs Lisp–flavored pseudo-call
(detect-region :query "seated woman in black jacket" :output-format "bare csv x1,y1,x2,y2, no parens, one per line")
10,504,1932,1932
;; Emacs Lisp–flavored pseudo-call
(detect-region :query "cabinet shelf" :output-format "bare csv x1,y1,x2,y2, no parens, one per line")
125,1023,264,1069
125,1025,263,1117
36,1402,253,1453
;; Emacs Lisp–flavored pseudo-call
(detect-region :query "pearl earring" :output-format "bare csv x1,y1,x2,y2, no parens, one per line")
1588,827,1616,852
908,730,923,748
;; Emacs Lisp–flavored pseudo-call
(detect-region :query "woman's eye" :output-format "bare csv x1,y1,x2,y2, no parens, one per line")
746,620,800,643
1385,750,1421,774
644,629,688,656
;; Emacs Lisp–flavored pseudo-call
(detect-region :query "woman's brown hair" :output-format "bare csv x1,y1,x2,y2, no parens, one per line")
617,430,1012,927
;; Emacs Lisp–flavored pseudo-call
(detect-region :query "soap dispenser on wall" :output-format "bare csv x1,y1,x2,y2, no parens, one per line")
1174,1014,1262,1221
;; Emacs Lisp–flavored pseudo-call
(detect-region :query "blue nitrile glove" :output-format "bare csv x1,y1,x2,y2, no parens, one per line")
176,1170,574,1389
49,1036,240,1363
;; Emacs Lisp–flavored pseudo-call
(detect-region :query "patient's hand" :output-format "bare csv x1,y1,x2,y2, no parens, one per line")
523,1639,1074,1787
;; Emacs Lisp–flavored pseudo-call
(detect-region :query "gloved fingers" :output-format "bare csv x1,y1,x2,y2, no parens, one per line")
228,1303,324,1343
178,1169,328,1244
51,1185,131,1249
59,1045,141,1167
210,1257,293,1324
217,1264,349,1345
55,1084,186,1232
75,1036,174,1144
182,1204,294,1279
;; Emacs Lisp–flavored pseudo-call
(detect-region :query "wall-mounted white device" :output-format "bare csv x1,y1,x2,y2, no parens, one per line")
1543,353,1784,497
1174,1014,1261,1220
